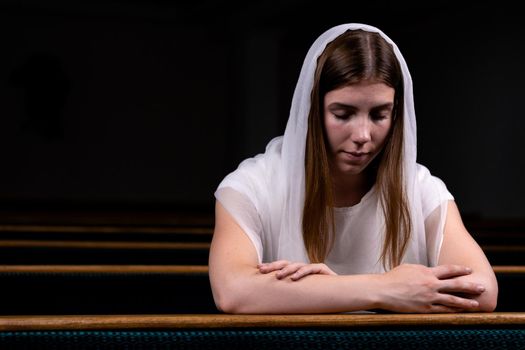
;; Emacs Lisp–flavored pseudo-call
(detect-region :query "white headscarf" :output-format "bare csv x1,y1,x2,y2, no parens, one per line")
216,23,449,268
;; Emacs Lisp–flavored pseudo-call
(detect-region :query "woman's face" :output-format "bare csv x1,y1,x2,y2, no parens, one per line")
323,81,395,179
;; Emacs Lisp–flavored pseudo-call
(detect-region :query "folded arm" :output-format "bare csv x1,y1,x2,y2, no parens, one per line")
209,201,484,314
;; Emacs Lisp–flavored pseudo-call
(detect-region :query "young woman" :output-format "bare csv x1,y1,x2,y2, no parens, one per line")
209,23,498,314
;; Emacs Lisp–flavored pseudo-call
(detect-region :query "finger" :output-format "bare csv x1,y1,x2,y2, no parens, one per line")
306,264,337,276
290,265,318,281
290,264,337,281
276,263,305,279
435,293,479,310
258,260,290,273
317,264,337,276
431,265,472,279
439,280,485,295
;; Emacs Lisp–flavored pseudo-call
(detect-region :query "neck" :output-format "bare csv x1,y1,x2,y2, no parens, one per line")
331,169,375,207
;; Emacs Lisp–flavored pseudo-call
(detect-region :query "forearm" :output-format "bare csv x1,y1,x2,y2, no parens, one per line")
211,266,382,314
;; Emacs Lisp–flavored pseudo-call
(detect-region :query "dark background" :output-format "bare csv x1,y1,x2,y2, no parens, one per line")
1,0,523,220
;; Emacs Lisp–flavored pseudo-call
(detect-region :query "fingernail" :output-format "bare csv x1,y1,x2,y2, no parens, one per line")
471,300,479,307
466,267,472,273
477,285,485,292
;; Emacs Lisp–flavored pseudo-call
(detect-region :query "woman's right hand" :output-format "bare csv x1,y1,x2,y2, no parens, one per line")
378,263,486,313
258,260,337,281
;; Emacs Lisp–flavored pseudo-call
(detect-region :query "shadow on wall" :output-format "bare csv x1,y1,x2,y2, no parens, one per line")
8,52,70,141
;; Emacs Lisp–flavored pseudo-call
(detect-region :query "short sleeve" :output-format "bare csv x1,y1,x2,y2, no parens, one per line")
215,187,264,263
416,164,454,266
417,164,454,218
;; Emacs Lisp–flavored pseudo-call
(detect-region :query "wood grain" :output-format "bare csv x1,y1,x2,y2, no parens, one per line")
0,265,209,274
1,313,525,331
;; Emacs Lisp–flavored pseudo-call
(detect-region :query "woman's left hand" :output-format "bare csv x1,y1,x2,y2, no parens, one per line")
257,260,337,281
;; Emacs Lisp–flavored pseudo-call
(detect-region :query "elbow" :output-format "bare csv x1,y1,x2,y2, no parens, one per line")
478,297,497,313
468,271,498,312
215,299,246,314
210,279,253,314
480,290,498,313
213,291,242,314
477,283,499,312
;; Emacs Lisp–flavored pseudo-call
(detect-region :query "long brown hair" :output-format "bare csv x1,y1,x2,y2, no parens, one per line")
303,29,411,269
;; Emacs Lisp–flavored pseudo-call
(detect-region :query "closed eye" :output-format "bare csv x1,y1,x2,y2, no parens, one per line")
333,112,352,120
370,103,393,122
328,104,356,121
370,113,389,121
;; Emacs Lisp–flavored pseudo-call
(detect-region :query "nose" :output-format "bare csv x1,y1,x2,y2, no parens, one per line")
350,117,371,145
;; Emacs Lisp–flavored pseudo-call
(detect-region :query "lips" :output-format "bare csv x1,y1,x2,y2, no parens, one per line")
348,151,368,157
341,151,370,162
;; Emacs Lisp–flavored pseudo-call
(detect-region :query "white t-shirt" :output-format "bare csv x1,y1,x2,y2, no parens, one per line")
215,163,453,274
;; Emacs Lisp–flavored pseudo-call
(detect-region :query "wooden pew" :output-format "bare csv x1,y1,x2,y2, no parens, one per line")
0,208,215,227
0,265,217,315
466,219,525,265
493,266,525,312
2,223,524,266
2,312,525,330
0,217,524,316
1,313,525,349
0,224,212,265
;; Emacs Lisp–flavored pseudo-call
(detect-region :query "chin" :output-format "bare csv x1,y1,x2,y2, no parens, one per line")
339,165,366,176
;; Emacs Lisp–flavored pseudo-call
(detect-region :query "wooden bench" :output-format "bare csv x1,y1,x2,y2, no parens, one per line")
465,219,525,265
2,223,525,266
0,224,212,265
1,313,525,349
0,265,216,315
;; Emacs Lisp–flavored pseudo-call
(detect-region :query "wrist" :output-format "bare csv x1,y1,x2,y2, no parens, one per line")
338,273,392,312
362,273,387,310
